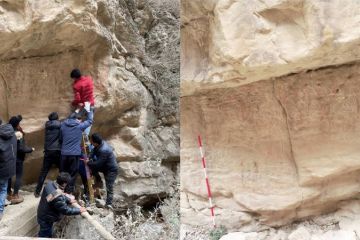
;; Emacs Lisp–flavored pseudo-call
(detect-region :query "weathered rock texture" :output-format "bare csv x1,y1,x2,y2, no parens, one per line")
54,211,114,239
181,0,360,96
218,199,360,240
0,0,179,208
181,0,360,231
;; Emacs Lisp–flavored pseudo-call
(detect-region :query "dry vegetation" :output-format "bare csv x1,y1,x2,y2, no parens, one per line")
113,183,180,240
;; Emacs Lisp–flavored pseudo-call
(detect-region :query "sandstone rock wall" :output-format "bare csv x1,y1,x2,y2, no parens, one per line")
181,0,360,231
181,0,360,96
0,0,179,207
218,199,360,240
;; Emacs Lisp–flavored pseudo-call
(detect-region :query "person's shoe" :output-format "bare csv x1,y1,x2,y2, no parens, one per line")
95,199,106,208
10,194,24,204
105,204,113,211
4,199,10,206
6,194,12,201
34,191,40,198
0,212,3,221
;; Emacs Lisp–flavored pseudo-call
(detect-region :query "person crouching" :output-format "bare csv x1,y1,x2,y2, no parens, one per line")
37,172,86,238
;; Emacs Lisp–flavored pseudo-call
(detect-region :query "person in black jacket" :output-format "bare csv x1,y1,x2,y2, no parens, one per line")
0,119,17,220
7,115,34,204
34,112,62,197
37,172,86,238
87,133,118,208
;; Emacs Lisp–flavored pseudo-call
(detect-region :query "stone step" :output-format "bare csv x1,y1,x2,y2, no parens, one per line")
0,192,38,236
0,190,112,239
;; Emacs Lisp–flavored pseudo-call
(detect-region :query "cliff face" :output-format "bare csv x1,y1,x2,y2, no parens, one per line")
181,0,360,231
181,0,360,95
0,0,179,207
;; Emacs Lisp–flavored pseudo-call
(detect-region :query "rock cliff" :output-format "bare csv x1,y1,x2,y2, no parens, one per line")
181,0,360,231
0,0,179,208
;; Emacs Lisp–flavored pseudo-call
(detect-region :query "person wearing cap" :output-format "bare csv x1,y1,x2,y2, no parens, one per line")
70,68,95,137
7,115,35,204
60,111,93,194
0,118,17,220
34,112,62,197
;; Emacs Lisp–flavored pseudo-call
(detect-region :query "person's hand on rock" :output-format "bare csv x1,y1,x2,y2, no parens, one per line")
80,207,87,213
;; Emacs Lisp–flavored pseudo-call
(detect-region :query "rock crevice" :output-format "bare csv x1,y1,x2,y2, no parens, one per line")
272,79,299,180
181,4,360,227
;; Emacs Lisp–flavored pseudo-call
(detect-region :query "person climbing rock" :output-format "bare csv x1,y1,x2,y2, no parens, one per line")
34,112,62,198
70,68,95,137
37,172,86,238
7,115,34,204
60,111,93,194
0,119,17,220
87,133,118,209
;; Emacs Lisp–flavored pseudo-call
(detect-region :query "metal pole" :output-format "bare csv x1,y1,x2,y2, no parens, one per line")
197,135,216,227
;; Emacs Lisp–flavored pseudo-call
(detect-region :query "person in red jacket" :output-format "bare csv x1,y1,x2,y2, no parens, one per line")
70,69,95,136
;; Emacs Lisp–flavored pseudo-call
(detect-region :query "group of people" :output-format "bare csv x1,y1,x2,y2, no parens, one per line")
0,69,119,238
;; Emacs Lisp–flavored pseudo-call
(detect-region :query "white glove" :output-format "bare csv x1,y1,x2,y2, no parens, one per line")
15,131,23,140
84,102,91,112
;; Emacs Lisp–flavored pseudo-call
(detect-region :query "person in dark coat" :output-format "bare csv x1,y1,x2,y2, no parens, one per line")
87,133,118,208
34,112,62,197
37,172,86,238
7,115,34,204
60,111,93,193
0,119,17,220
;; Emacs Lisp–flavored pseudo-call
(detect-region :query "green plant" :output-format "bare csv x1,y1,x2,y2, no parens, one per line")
209,225,228,240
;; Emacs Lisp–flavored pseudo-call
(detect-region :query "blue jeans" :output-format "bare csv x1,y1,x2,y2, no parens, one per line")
84,107,94,136
0,178,8,213
38,219,53,238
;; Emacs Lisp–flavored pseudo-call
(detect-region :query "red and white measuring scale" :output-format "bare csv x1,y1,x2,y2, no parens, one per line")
197,135,216,227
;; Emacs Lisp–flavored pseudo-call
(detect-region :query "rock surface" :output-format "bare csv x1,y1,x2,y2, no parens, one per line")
181,0,360,232
54,210,114,240
0,191,38,237
216,199,360,240
181,63,360,229
181,0,360,96
179,199,360,240
0,0,179,208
